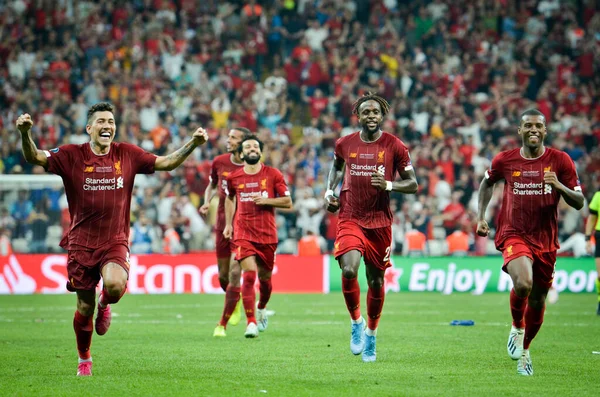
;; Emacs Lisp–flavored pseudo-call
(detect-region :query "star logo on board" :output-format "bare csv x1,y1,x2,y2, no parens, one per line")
384,263,402,293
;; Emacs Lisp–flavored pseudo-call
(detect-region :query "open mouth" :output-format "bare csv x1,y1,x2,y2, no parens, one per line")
99,132,111,140
528,135,539,144
367,121,377,128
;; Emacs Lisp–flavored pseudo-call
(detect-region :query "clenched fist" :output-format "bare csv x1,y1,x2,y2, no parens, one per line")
16,114,33,134
476,219,490,237
192,127,209,146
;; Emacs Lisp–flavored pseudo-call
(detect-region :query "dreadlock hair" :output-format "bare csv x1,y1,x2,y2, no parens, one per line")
352,92,391,117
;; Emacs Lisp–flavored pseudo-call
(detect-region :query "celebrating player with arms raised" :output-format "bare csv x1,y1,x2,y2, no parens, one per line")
16,103,208,376
325,93,418,362
477,109,584,376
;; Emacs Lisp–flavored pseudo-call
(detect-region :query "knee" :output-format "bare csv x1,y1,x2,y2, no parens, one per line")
77,300,95,316
368,277,384,290
103,277,127,296
341,266,358,280
229,267,242,286
514,278,533,297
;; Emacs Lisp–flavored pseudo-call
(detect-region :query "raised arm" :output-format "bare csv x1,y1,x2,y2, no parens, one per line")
476,177,495,237
16,114,48,167
154,127,208,171
325,155,345,213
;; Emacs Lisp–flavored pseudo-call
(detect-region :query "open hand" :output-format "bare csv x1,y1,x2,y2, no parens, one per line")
16,114,33,134
253,196,269,206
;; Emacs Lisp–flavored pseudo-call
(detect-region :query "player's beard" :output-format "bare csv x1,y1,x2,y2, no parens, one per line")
244,154,261,165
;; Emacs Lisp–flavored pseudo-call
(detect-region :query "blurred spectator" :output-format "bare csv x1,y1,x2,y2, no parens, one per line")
1,0,598,255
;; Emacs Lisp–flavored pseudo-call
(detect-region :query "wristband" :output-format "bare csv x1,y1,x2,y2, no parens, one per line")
585,235,592,242
385,181,393,191
324,189,334,199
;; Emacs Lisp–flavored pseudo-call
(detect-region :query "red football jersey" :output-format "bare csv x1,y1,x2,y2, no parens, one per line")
209,153,244,231
334,131,413,229
226,165,290,244
485,147,582,253
45,142,156,250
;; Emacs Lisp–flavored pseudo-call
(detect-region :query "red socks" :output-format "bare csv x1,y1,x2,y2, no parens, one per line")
73,311,93,360
367,286,385,330
257,279,272,310
342,276,361,321
100,285,127,306
523,304,545,349
510,288,527,328
219,286,241,327
242,271,256,324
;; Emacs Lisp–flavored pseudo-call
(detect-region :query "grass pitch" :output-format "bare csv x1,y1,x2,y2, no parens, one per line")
1,293,598,396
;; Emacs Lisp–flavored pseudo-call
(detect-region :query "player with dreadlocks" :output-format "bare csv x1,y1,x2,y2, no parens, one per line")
325,93,418,362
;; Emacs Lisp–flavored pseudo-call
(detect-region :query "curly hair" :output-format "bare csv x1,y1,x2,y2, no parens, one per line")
87,102,115,124
352,92,391,117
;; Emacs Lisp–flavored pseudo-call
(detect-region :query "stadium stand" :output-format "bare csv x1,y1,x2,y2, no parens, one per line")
0,0,598,255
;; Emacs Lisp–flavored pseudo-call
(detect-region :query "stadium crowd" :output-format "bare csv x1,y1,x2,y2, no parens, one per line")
0,0,598,256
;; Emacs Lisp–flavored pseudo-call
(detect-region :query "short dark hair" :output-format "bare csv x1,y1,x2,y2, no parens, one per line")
232,127,252,135
238,134,264,154
520,108,545,123
87,102,115,124
352,92,391,116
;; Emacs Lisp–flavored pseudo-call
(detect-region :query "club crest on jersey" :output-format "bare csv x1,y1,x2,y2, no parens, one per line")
544,166,551,172
115,161,122,175
377,150,385,163
261,178,267,190
507,245,513,257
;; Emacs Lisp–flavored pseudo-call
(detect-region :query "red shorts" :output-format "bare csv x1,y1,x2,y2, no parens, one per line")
66,244,130,291
215,231,235,259
334,220,392,271
501,237,556,289
234,239,277,272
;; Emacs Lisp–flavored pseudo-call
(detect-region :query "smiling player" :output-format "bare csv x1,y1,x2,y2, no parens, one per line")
16,102,208,376
476,108,584,376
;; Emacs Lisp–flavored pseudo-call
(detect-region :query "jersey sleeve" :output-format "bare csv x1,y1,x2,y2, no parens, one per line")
225,175,236,199
209,158,219,187
126,144,157,174
333,137,345,162
44,146,73,177
485,152,506,184
588,191,600,215
394,139,413,175
558,152,582,193
272,169,291,198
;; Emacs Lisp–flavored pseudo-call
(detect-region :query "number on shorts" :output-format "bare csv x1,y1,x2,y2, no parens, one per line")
383,246,391,262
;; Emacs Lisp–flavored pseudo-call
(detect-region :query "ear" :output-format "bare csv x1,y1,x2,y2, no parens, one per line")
86,124,91,136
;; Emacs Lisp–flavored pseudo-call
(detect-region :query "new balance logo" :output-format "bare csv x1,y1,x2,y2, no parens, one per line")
0,255,37,294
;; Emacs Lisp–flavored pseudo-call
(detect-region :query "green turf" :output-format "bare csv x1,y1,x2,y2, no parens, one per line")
0,293,599,396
